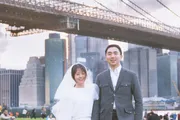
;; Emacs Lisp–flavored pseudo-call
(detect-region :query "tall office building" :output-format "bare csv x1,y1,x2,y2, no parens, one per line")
178,58,180,91
39,56,45,65
0,69,23,107
157,54,178,97
45,33,65,104
128,43,145,49
19,57,45,107
75,35,108,59
156,48,163,55
80,52,101,81
67,34,76,66
124,47,158,97
75,35,108,81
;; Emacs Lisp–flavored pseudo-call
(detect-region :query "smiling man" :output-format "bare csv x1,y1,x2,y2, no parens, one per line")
92,44,143,120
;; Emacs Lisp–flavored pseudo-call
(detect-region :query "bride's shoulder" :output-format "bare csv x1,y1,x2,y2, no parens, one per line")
86,83,99,90
92,83,99,89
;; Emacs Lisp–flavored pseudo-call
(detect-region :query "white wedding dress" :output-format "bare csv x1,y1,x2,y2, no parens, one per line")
52,84,99,120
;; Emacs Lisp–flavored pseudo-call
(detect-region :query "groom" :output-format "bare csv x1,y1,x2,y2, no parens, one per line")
92,44,143,120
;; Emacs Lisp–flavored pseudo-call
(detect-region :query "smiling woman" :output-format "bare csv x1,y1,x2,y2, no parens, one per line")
52,63,99,120
71,64,87,88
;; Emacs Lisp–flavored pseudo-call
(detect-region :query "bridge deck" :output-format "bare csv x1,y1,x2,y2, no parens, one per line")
0,0,180,51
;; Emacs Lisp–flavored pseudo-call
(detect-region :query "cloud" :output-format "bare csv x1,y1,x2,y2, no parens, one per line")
131,0,177,9
69,0,179,16
151,1,180,27
0,24,8,63
0,31,68,69
0,32,47,69
0,33,7,52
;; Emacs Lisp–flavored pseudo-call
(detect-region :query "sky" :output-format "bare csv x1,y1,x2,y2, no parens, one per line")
0,0,180,69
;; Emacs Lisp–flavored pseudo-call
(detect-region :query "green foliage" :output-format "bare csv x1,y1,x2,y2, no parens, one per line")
16,118,43,120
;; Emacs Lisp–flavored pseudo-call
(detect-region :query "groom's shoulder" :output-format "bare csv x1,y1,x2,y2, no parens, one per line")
122,68,137,76
97,69,109,77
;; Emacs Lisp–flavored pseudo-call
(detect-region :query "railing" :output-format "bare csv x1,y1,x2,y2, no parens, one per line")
0,0,180,36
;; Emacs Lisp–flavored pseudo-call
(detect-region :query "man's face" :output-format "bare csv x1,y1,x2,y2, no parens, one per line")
106,47,122,68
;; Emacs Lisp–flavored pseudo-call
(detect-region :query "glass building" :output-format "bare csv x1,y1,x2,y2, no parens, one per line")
157,54,178,97
0,69,24,107
124,47,158,97
45,33,65,104
19,57,45,107
75,35,108,82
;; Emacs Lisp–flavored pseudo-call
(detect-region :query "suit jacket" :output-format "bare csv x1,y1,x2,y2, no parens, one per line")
148,113,160,120
92,68,143,120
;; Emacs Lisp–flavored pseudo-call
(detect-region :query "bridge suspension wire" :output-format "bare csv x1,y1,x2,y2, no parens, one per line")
94,0,178,33
1,0,180,36
122,0,179,33
93,0,133,24
124,0,158,21
120,0,150,20
156,0,180,20
120,0,178,33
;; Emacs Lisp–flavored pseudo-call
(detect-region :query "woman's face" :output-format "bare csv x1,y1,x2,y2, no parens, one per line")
74,68,86,86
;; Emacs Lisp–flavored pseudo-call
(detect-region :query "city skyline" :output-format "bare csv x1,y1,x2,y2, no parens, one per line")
0,34,180,107
0,30,127,69
0,0,179,69
0,0,180,111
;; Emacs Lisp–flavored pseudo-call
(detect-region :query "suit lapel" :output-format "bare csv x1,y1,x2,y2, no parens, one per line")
107,70,114,92
115,68,125,92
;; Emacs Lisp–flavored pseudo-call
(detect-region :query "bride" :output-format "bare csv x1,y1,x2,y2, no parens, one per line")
52,63,99,120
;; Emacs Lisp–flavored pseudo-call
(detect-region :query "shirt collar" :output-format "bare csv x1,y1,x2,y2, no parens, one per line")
109,64,121,75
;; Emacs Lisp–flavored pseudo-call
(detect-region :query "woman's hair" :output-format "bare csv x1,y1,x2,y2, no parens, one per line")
71,64,87,80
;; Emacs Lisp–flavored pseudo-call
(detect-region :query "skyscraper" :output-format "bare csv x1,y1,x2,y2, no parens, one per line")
128,43,145,49
67,34,76,66
75,35,108,81
178,59,180,92
45,33,65,104
0,69,23,107
75,35,108,59
19,57,45,107
157,54,178,97
124,47,158,97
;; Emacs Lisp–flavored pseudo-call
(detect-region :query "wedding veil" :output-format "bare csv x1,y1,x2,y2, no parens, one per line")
54,63,94,101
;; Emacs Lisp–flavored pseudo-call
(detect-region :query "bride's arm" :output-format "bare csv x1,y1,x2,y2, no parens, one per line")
91,79,100,120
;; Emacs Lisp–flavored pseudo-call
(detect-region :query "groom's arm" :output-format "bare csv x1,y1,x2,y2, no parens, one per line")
131,72,143,120
92,76,100,120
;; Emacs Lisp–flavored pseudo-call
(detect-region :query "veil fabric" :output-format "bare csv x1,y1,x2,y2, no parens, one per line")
52,63,99,120
54,63,94,100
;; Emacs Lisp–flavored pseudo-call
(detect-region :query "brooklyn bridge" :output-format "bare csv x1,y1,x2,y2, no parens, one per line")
0,0,180,50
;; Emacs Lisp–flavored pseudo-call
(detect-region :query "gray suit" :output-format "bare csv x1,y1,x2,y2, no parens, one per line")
92,68,143,120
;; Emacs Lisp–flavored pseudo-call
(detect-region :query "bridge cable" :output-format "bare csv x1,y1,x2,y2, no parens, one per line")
156,0,180,20
94,0,174,33
120,0,151,20
93,0,134,24
120,0,178,33
94,0,162,27
125,0,165,23
122,0,179,32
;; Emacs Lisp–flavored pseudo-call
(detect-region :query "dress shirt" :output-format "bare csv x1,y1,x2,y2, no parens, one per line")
109,65,121,109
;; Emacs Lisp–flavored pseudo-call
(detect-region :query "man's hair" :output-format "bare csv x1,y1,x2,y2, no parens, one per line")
105,44,122,55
